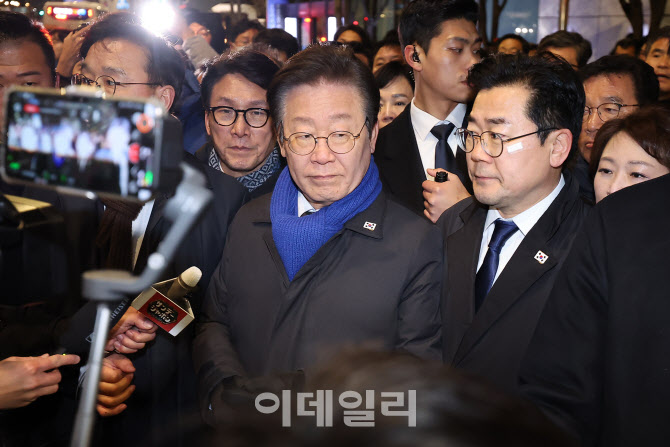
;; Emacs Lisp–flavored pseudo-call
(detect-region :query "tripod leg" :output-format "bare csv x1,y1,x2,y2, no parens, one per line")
70,302,111,447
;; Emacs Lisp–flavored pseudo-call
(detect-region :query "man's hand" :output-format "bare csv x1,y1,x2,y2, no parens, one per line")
55,25,90,77
105,307,158,354
97,353,135,417
423,168,471,223
0,354,80,409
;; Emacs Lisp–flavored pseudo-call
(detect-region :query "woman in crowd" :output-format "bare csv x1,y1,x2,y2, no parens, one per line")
590,105,670,202
375,61,415,129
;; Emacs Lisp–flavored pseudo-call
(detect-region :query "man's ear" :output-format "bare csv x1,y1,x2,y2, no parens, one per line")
204,110,212,136
278,137,287,158
404,44,423,72
548,129,572,168
369,120,379,154
274,120,287,157
155,85,176,112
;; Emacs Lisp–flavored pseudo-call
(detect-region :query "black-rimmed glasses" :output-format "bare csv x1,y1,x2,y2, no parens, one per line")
456,127,557,158
282,119,369,155
583,103,639,123
71,74,160,95
207,106,270,128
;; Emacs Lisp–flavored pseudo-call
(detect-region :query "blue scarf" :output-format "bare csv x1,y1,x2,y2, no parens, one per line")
270,156,382,281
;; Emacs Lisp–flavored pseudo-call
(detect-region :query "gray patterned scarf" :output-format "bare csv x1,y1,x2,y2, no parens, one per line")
209,146,281,192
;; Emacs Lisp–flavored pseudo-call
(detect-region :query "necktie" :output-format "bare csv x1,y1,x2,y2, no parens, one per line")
474,219,519,312
431,122,456,172
300,210,315,217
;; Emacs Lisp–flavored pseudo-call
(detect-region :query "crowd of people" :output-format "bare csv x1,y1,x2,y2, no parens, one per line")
1,0,670,446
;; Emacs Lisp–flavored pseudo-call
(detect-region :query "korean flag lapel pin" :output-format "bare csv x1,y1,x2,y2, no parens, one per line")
364,221,377,231
534,250,548,264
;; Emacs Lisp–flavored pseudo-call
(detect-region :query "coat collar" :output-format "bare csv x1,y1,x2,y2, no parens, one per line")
251,190,386,240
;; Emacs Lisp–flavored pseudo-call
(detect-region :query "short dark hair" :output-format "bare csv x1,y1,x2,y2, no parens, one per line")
334,40,373,68
81,12,185,110
580,55,659,105
200,48,281,108
497,33,530,54
254,28,300,60
468,53,585,165
333,24,372,50
0,11,55,75
610,36,642,56
589,105,670,178
373,35,402,60
268,44,379,136
398,0,478,52
374,60,415,91
646,26,670,55
227,18,264,43
537,30,592,68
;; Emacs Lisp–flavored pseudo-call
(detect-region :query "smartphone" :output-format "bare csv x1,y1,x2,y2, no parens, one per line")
2,86,167,201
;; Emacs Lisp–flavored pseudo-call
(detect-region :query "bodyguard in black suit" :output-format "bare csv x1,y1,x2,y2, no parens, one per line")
519,177,670,446
374,0,481,220
438,54,590,393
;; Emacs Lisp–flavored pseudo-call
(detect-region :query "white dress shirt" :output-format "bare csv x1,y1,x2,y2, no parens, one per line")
410,99,467,180
297,192,318,216
476,175,565,284
101,200,155,270
131,200,155,269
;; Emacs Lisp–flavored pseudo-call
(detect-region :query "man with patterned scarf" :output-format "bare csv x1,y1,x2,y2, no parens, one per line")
195,48,285,199
194,44,443,426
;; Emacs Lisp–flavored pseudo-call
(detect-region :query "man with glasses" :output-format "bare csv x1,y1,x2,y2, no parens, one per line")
193,45,442,426
194,48,284,198
437,53,591,393
575,55,659,201
76,13,184,113
73,13,249,446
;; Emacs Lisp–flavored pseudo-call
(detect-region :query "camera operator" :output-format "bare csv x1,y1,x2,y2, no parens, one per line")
2,10,247,446
71,12,248,447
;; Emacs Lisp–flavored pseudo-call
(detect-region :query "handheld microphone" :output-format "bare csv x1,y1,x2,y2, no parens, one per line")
132,266,201,336
166,266,202,304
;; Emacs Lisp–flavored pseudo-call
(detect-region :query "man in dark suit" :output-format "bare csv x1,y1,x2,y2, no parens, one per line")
438,53,591,393
574,55,658,202
520,173,670,446
374,0,481,221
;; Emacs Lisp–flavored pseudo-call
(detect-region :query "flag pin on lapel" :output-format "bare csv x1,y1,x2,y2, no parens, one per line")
534,251,548,264
363,221,377,231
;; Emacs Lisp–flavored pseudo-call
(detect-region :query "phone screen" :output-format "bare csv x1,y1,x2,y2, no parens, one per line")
3,88,163,200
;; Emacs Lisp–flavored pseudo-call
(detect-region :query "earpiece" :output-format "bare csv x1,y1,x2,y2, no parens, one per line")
412,46,420,63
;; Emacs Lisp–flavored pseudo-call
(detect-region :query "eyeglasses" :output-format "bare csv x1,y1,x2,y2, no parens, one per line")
583,103,639,123
282,120,369,155
207,106,270,128
71,74,160,95
456,127,557,158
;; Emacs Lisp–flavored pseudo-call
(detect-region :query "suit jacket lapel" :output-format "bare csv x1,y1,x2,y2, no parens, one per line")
133,194,169,273
386,105,426,183
453,234,558,364
443,202,486,363
454,146,473,193
452,176,576,365
377,106,426,214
